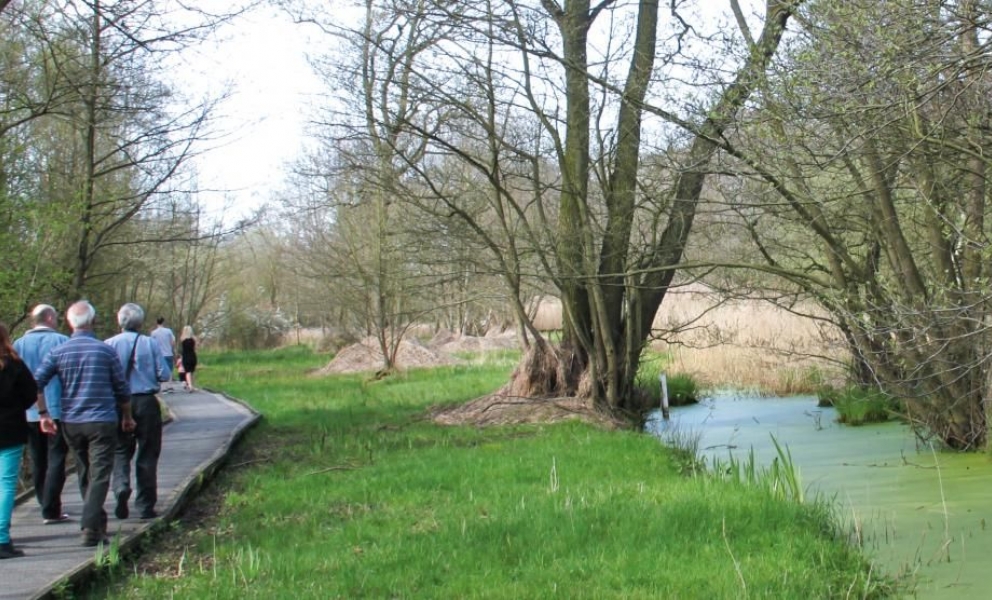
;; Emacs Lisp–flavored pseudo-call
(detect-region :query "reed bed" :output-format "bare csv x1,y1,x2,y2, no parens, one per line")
652,284,848,395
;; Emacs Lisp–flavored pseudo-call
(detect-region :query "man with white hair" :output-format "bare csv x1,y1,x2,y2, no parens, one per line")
34,300,135,547
105,303,168,521
13,304,70,524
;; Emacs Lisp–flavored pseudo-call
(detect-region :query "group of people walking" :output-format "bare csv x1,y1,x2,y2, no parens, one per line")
0,301,198,556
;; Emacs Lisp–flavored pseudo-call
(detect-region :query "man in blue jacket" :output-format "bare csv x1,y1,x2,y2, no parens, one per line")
105,303,168,521
34,300,135,547
13,304,70,524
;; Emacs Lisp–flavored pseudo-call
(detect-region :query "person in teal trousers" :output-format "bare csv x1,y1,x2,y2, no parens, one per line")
0,322,51,559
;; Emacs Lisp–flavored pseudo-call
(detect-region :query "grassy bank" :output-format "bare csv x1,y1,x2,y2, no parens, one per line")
93,347,887,599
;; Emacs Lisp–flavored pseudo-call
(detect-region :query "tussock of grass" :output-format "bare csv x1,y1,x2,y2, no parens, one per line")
636,351,700,407
96,346,888,599
819,386,899,425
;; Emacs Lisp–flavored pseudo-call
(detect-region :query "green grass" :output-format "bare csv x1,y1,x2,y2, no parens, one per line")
90,346,889,599
818,386,899,425
636,350,699,407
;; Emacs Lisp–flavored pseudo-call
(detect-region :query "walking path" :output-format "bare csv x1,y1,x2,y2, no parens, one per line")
0,386,260,600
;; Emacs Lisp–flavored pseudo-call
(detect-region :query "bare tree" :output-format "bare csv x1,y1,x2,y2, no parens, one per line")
286,1,468,371
296,0,799,415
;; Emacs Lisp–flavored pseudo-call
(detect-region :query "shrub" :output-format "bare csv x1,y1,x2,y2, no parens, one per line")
637,368,701,408
826,386,900,425
666,373,700,406
212,307,291,350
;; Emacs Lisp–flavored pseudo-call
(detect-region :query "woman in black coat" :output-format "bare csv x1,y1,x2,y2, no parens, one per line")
0,322,40,559
179,325,198,392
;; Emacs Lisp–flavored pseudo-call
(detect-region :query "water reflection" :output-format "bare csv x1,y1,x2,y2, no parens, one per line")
646,392,992,599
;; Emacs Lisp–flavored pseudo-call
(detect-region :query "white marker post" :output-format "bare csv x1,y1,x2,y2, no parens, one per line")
659,373,670,420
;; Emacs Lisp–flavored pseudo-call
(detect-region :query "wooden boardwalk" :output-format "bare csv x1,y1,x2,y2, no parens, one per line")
0,386,260,600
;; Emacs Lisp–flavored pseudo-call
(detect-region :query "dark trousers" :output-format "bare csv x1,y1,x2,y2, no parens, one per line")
113,394,162,515
26,421,68,519
62,422,117,534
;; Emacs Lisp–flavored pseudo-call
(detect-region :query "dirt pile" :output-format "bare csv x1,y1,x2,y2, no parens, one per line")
435,329,519,354
317,330,524,375
318,337,460,375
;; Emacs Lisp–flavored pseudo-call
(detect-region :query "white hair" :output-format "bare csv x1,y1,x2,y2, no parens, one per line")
117,303,145,331
66,301,96,330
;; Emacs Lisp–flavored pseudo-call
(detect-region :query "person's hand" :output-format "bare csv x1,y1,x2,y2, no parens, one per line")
39,416,58,435
121,416,137,432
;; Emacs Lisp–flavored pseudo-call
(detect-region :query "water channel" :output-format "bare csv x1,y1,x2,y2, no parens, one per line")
646,393,992,599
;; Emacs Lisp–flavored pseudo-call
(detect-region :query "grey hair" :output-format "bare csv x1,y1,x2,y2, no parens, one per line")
117,303,145,331
66,301,96,330
31,304,58,326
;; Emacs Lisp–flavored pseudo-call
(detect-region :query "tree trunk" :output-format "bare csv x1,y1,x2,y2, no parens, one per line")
519,1,798,417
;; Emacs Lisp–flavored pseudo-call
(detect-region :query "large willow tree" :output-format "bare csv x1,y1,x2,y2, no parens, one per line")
303,0,800,415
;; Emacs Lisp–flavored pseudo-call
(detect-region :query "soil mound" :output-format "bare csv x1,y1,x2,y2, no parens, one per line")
319,337,459,374
428,329,459,347
435,330,519,354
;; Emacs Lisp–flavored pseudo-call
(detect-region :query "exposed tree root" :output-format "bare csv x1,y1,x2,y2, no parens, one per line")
431,344,629,429
431,392,627,428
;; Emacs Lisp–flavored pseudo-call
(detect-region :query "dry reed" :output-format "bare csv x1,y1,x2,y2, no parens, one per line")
651,283,849,395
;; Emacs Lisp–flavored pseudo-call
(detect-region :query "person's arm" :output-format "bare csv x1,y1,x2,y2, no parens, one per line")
107,346,136,431
17,361,53,434
33,349,55,391
32,351,59,433
118,399,135,431
116,394,135,431
35,392,57,434
17,361,38,410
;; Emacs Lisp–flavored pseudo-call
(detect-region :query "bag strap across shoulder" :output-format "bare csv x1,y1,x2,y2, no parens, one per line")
125,332,140,379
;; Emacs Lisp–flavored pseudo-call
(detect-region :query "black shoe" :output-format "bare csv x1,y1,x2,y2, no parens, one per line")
115,490,131,519
81,530,109,547
43,512,71,525
0,542,24,559
139,510,158,520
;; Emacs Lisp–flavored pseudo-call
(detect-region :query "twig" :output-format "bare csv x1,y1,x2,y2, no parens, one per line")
929,442,950,551
704,444,738,451
305,465,358,476
229,459,270,469
900,449,938,469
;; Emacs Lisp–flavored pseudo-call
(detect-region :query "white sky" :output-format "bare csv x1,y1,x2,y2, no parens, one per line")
176,0,760,223
174,6,323,222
